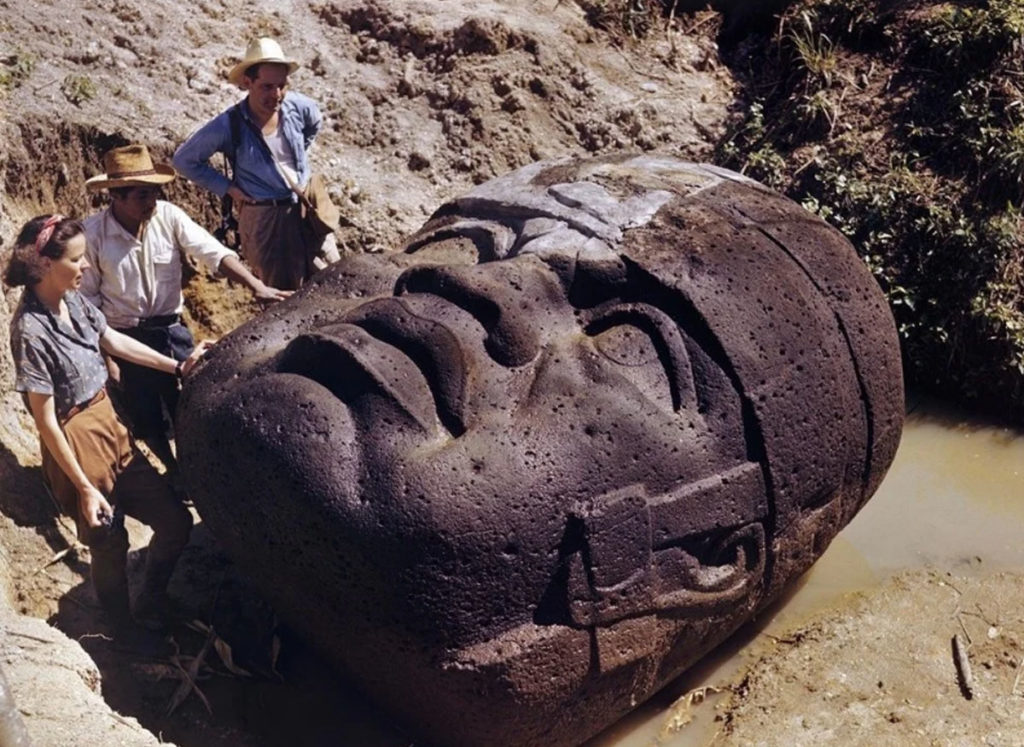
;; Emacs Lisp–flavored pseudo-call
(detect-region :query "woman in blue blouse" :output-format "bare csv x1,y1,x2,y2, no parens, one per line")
5,214,207,630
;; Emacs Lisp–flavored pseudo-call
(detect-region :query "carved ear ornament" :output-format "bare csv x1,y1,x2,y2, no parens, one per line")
567,464,768,627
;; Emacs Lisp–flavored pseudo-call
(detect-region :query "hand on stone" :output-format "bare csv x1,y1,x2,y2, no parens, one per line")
181,340,217,377
253,283,293,303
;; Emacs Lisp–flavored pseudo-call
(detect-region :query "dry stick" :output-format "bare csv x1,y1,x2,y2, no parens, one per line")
793,149,823,176
952,633,974,700
955,612,972,645
665,0,680,64
30,77,59,94
166,629,216,717
7,630,55,645
1012,657,1024,697
33,542,82,574
40,515,90,578
106,711,141,730
681,9,719,36
666,0,679,30
78,633,114,643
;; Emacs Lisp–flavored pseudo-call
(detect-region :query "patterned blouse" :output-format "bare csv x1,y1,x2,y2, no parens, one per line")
10,288,109,421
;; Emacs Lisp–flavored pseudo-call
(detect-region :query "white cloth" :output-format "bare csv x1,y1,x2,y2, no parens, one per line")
81,201,236,329
264,128,300,190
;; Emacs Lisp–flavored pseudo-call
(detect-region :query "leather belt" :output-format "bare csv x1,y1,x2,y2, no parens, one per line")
134,314,181,329
62,388,106,425
246,197,293,206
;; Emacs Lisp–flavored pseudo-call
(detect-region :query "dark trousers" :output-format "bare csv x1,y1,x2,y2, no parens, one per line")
84,454,193,614
113,318,194,439
41,391,192,617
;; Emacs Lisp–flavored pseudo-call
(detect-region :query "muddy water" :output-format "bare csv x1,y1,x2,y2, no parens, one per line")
590,401,1024,746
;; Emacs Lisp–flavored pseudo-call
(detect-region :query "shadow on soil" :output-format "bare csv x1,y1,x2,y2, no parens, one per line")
48,520,409,746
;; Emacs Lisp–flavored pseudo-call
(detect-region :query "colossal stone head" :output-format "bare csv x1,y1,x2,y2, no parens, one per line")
178,156,903,745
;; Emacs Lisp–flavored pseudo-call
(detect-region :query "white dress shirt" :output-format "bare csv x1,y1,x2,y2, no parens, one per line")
81,201,236,329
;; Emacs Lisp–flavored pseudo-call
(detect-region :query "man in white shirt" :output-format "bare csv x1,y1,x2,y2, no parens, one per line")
82,144,290,469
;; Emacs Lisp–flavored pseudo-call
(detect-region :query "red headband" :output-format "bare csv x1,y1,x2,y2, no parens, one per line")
34,214,64,254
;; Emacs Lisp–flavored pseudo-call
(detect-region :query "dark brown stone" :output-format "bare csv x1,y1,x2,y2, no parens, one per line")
178,156,904,746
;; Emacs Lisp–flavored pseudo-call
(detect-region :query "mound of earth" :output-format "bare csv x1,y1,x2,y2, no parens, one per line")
712,570,1024,745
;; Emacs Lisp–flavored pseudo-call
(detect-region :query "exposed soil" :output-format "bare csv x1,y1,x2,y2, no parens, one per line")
1,2,1019,746
713,570,1024,746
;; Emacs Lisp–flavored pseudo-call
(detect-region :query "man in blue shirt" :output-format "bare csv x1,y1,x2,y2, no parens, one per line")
173,38,325,290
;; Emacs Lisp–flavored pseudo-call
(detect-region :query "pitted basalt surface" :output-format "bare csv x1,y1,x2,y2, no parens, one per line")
178,155,904,746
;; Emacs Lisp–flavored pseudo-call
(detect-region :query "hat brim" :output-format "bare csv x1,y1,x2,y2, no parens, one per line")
228,57,300,87
85,163,177,192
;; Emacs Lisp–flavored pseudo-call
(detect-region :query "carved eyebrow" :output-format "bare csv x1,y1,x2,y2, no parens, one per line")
396,265,545,368
584,302,697,413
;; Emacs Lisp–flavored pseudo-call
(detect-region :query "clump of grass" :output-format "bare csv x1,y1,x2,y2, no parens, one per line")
60,74,96,105
786,9,839,88
912,1,1024,72
718,101,789,189
577,0,668,41
0,51,35,89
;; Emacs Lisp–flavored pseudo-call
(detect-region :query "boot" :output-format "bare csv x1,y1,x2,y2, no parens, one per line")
87,519,132,630
133,552,184,630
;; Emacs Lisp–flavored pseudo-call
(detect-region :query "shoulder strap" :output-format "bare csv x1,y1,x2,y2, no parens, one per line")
226,104,243,173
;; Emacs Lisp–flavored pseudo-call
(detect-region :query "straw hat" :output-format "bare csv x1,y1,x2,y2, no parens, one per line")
85,144,176,192
228,37,299,86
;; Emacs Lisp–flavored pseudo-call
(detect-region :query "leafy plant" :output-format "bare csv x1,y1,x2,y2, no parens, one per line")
716,0,1024,417
61,74,96,105
577,0,665,40
786,10,839,88
0,51,35,89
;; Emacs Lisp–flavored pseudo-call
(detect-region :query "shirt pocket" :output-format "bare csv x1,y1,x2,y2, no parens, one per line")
151,244,180,285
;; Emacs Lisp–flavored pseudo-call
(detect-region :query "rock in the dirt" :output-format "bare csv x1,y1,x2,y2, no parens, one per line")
0,603,163,746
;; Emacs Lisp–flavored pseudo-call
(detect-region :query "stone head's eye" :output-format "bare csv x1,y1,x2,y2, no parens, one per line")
594,322,661,367
402,221,517,264
589,319,675,413
404,236,481,264
587,304,697,414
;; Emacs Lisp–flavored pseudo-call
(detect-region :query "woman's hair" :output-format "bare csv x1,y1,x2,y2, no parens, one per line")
3,215,85,288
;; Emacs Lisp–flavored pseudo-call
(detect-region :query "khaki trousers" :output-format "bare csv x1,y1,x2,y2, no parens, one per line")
41,391,192,616
239,202,315,291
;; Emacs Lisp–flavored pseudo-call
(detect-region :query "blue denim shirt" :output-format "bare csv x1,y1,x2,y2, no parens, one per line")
173,91,322,201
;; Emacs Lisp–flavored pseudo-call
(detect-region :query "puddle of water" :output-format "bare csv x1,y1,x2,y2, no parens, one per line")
840,407,1024,574
588,402,1024,745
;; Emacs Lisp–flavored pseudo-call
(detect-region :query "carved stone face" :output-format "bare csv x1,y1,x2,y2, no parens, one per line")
178,156,904,746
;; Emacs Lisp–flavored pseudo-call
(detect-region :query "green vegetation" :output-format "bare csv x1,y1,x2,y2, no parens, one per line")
60,74,96,105
0,51,35,90
577,0,666,40
715,0,1024,416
